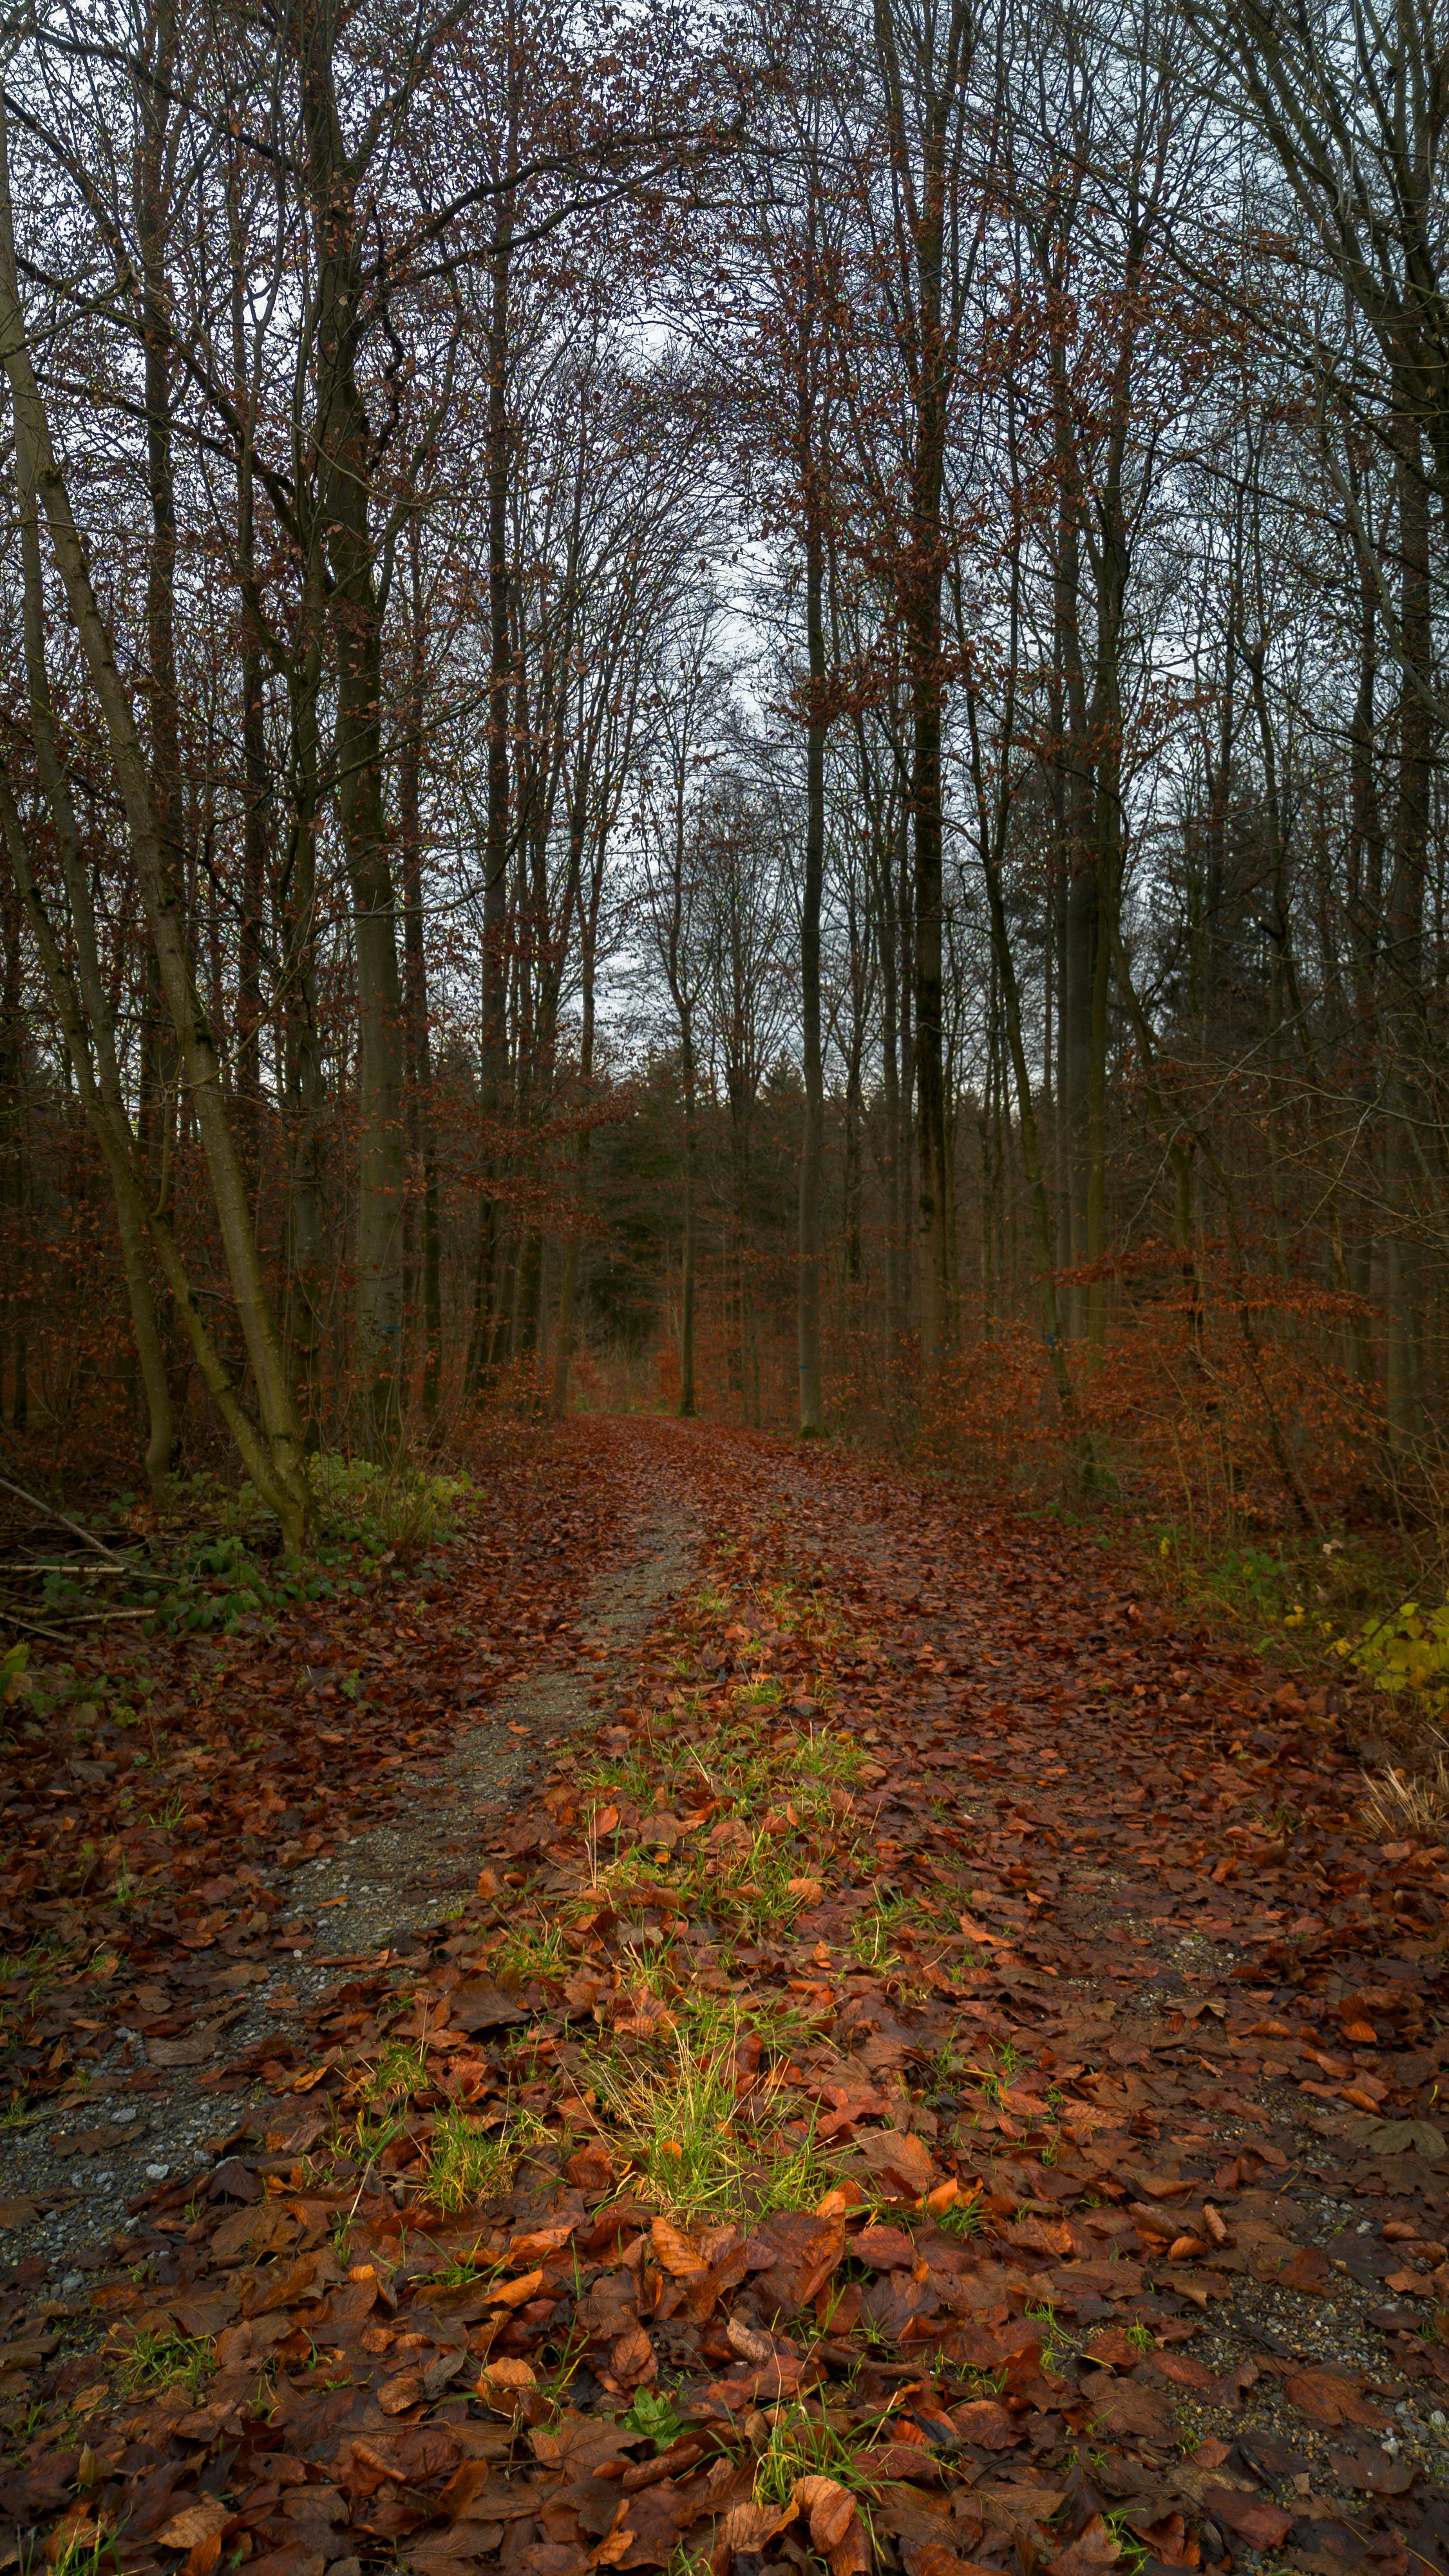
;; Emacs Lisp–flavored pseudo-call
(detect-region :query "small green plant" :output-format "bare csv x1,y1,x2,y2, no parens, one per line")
757,2115,844,2215
973,2039,1022,2107
46,2528,120,2576
586,2023,748,2213
117,2329,212,2399
424,2107,516,2213
849,1892,913,1971
310,1454,471,1560
434,2241,493,2287
735,1676,783,1709
932,2192,985,2240
355,2038,430,2104
491,1919,568,1983
625,2388,688,2452
753,2403,880,2521
576,1748,654,1803
1102,2511,1151,2573
1345,1600,1449,1712
1023,2300,1072,2374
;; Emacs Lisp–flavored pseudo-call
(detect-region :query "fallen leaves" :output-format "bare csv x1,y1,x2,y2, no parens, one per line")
1283,2367,1390,2432
4,1422,1447,2576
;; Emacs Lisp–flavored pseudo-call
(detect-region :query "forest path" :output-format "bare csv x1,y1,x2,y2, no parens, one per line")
0,1438,692,2282
3,1416,1447,2576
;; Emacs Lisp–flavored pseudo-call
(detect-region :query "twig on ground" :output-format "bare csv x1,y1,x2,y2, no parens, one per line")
0,1472,131,1567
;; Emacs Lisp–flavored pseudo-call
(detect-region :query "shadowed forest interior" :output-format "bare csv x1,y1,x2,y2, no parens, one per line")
1,0,1447,1578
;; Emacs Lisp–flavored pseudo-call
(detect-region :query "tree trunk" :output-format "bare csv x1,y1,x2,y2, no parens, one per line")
468,204,517,1400
289,0,406,1456
1385,412,1431,1459
798,516,827,1436
399,542,442,1427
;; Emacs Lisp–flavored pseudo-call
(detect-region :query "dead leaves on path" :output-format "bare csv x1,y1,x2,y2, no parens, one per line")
0,1429,627,2106
3,1424,1449,2576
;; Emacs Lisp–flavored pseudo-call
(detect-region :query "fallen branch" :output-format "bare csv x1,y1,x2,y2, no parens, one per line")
0,1472,131,1567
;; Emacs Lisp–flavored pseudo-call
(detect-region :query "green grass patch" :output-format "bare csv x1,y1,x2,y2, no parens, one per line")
424,2107,517,2213
116,2329,212,2399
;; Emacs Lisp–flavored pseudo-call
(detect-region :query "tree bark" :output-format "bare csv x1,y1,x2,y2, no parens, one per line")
798,516,827,1437
289,0,407,1455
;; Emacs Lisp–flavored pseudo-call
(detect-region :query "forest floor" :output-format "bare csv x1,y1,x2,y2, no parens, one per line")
1,1416,1446,2576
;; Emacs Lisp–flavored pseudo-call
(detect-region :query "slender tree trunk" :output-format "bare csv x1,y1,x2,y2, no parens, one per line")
228,155,267,1184
289,0,406,1456
468,202,517,1401
798,518,827,1436
399,543,442,1426
1385,412,1431,1459
279,591,328,1442
679,1016,699,1418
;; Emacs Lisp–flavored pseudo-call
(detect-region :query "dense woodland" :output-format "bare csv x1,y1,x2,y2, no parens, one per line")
1,0,1446,1543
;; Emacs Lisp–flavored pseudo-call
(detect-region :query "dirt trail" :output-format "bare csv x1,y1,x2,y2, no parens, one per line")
3,1415,1446,2576
0,1482,693,2284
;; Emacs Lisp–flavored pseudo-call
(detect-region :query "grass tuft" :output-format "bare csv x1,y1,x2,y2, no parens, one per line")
424,2107,517,2212
116,2329,211,2398
753,2401,880,2517
1360,1733,1449,1839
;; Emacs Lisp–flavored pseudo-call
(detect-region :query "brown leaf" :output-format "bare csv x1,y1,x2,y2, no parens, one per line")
826,2515,872,2576
1278,2245,1331,2293
609,2323,657,2386
410,2525,506,2571
1283,2367,1388,2431
154,2501,231,2553
478,2357,538,2414
1049,2512,1122,2576
377,2369,424,2414
743,2210,845,2307
1148,2351,1230,2400
1088,2378,1175,2444
725,2314,775,2367
1202,2488,1296,2550
146,2030,220,2066
214,2202,296,2264
651,2215,707,2277
857,2127,935,2201
850,2224,917,2270
242,2249,336,2316
451,1981,527,2034
794,2476,855,2553
949,2401,1019,2450
905,2552,1003,2576
1384,2264,1435,2297
564,2138,616,2190
715,2499,793,2563
486,2268,545,2309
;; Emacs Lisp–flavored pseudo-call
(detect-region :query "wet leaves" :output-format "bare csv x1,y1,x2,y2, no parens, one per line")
3,1425,1448,2576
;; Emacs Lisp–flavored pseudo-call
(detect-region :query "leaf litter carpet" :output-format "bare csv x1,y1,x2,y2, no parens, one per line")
2,1419,1447,2576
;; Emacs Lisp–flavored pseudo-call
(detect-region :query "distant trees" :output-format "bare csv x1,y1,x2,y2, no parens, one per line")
2,0,1448,1535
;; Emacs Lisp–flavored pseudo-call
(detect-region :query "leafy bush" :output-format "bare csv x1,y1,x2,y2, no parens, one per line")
308,1454,471,1558
1343,1599,1449,1714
